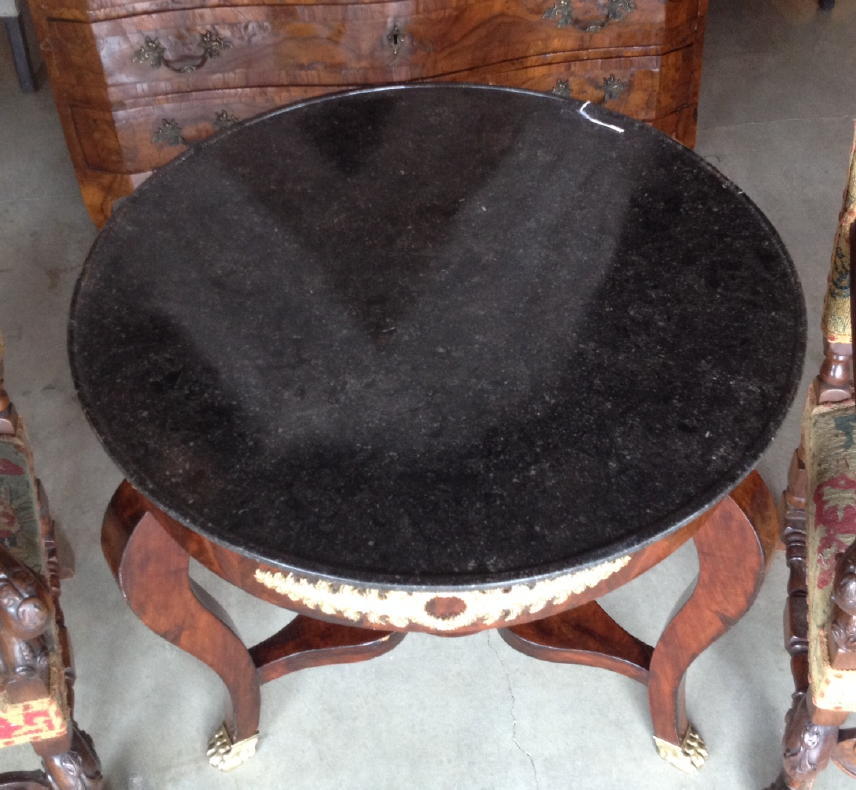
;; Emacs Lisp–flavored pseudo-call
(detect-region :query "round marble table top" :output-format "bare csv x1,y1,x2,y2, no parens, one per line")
69,85,805,588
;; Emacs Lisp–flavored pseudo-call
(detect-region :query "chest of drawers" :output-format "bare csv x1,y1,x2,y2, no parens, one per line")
30,0,708,226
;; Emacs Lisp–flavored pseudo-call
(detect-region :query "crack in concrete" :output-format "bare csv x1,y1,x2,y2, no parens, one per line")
486,633,541,790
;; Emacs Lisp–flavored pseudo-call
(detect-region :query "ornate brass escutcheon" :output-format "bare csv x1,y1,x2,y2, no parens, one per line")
214,110,240,130
543,0,635,32
152,110,240,147
601,73,628,101
152,118,186,147
549,74,629,103
551,79,571,98
132,29,231,73
387,24,406,56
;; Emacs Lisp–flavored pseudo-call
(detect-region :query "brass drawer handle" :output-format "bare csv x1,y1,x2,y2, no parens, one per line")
543,0,635,31
551,79,571,98
133,29,231,73
550,74,629,103
152,110,240,147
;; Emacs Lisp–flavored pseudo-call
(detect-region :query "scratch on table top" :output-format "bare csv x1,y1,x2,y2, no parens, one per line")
578,101,625,134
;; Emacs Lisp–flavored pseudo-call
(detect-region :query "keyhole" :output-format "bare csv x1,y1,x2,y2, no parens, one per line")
387,24,404,55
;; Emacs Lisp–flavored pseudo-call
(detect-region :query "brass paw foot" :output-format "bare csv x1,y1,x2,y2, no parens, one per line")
653,725,708,773
206,722,259,771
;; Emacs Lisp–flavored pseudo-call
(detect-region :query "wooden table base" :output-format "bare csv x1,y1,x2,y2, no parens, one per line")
500,479,773,773
102,473,778,774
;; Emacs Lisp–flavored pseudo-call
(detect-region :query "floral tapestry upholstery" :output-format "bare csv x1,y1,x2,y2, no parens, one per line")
0,658,68,748
807,393,856,709
0,417,45,575
804,124,856,709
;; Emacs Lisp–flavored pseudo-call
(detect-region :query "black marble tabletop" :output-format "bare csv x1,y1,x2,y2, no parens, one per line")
69,85,805,588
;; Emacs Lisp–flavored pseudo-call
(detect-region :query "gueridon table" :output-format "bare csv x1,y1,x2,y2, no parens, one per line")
68,84,805,775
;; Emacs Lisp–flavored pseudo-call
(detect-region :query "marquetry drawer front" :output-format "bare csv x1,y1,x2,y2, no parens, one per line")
50,0,701,100
69,86,340,172
69,44,696,174
465,47,697,122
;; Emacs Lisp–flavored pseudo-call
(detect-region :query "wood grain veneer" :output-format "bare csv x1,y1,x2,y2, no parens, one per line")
29,0,708,225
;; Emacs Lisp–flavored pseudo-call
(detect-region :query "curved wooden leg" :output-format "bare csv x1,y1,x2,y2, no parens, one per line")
498,601,653,684
251,615,405,686
102,483,261,771
648,471,777,773
103,482,408,772
207,614,406,768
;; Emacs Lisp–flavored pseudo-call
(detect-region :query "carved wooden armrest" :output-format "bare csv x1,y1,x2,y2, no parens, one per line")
831,217,856,666
828,541,856,670
0,543,52,703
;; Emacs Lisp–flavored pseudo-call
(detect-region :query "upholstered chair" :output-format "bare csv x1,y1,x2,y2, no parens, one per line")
771,130,856,789
0,336,102,789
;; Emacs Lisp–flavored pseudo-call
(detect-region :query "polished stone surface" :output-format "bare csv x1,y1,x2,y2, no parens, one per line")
69,85,804,586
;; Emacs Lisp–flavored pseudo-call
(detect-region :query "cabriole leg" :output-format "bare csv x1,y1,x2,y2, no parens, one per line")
102,483,261,771
648,472,777,772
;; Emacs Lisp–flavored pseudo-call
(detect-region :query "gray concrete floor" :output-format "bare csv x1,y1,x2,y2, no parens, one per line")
1,0,856,787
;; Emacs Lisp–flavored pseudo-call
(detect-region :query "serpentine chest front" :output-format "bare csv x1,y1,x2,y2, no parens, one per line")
31,0,708,225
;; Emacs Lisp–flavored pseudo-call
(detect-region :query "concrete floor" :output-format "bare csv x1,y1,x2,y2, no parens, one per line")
2,0,856,787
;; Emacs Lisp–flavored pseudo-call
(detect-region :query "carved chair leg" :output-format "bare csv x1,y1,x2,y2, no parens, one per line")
0,724,104,790
102,485,261,771
782,448,809,694
768,692,846,790
648,471,777,773
768,448,809,790
32,723,103,790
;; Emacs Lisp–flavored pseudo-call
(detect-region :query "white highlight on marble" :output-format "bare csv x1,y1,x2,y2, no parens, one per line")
578,101,626,134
